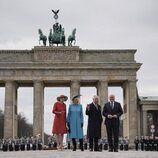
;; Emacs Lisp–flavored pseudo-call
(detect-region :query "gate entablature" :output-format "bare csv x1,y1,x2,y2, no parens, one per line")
0,46,138,63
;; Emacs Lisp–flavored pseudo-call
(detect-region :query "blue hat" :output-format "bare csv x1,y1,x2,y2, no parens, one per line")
72,94,82,101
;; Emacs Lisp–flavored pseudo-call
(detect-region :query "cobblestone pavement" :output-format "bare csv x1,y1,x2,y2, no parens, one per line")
0,150,158,158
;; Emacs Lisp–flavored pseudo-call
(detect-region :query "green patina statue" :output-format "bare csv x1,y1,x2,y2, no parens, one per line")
38,29,47,46
51,9,59,21
38,9,76,46
48,22,65,46
68,28,76,46
48,9,66,46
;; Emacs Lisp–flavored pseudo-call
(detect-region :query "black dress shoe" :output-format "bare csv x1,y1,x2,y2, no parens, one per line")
108,148,113,152
114,149,118,152
94,149,102,152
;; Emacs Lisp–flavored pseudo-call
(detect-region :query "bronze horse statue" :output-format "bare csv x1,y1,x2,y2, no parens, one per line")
68,28,76,46
38,29,47,46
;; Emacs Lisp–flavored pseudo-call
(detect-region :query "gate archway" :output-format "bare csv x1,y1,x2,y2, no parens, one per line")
0,46,141,143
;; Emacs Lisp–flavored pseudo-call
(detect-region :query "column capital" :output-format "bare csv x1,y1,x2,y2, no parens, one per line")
98,79,108,83
97,80,108,88
128,79,138,83
5,80,13,83
122,79,137,86
33,80,44,87
142,109,148,112
33,80,44,83
5,80,18,89
5,80,16,84
70,80,80,84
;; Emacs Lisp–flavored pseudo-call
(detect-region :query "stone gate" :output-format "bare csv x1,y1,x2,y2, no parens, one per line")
0,46,141,143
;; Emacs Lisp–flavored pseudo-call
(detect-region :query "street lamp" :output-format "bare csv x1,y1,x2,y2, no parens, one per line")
150,124,155,137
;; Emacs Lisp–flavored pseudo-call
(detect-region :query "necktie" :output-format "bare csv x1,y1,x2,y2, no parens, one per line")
111,102,114,109
95,104,98,110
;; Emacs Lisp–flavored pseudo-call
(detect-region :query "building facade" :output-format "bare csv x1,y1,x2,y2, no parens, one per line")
139,96,158,137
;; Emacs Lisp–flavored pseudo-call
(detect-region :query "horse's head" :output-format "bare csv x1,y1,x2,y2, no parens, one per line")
49,28,52,35
72,28,76,35
68,28,76,46
62,28,65,33
38,29,42,35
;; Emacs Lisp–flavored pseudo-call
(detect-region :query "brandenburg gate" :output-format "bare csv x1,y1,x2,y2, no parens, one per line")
0,46,141,143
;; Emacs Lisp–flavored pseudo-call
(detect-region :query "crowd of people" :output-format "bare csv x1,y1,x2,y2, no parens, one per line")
134,135,158,151
0,135,42,151
0,135,130,152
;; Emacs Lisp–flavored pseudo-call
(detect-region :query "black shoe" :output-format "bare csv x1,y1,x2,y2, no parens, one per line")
89,149,93,151
114,149,118,152
80,145,84,151
94,149,102,152
108,148,113,152
95,150,102,152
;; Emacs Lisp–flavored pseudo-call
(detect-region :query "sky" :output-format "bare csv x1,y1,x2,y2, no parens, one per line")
0,0,158,136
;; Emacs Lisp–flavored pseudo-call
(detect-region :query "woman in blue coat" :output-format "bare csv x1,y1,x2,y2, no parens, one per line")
67,95,84,151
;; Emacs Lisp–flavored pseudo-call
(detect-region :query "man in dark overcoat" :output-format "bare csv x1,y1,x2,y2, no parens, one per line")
86,95,103,151
103,94,123,152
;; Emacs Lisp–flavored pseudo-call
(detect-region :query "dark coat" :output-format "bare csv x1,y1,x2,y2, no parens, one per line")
86,102,103,139
102,101,123,127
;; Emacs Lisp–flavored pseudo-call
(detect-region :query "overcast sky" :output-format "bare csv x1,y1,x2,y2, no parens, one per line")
0,0,158,136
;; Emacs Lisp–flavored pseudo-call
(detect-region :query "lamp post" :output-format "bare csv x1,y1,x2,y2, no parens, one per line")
150,125,155,137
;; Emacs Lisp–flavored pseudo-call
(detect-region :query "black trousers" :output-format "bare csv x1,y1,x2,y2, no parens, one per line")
72,138,83,151
89,138,99,150
135,144,139,151
106,122,119,149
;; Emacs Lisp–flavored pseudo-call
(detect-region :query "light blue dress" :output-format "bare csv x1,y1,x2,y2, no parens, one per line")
67,104,84,139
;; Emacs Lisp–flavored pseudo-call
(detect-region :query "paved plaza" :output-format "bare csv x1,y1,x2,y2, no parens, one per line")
0,150,158,158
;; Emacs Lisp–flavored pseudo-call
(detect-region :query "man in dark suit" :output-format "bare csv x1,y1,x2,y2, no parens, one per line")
103,94,123,152
86,95,103,151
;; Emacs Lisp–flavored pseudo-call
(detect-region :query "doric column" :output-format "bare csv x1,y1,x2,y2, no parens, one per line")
97,80,108,138
70,80,80,100
142,110,148,136
128,80,138,141
122,82,129,138
123,80,138,145
4,81,18,138
33,81,44,141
